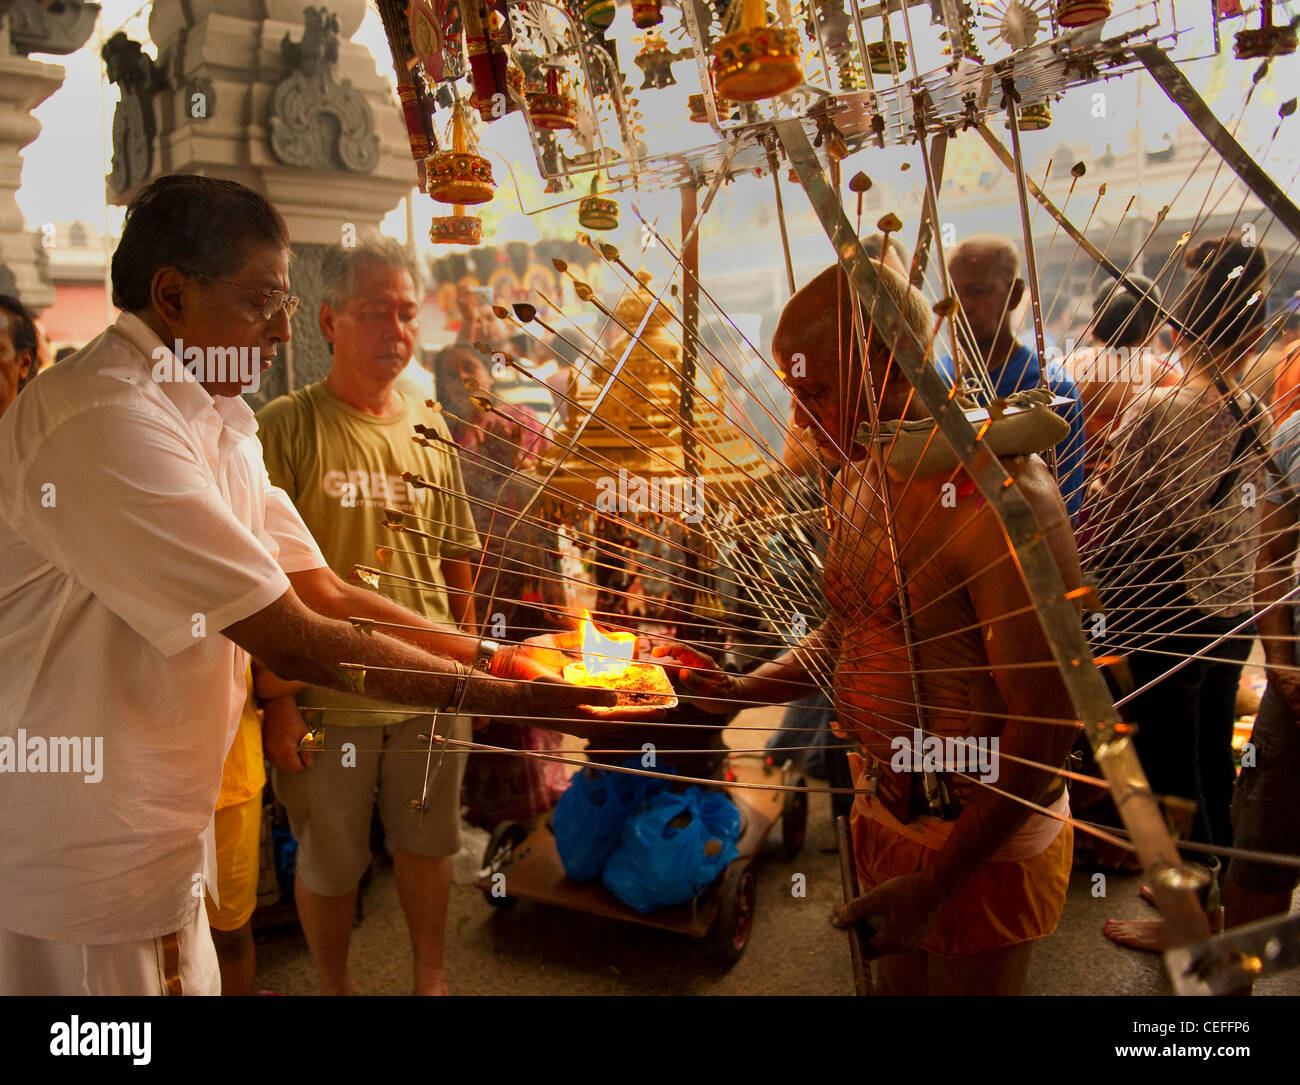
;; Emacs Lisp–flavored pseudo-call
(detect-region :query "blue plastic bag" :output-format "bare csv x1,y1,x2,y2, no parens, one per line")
552,758,675,882
602,787,741,914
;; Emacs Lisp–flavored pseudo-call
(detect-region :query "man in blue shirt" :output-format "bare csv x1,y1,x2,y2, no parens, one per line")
937,235,1086,520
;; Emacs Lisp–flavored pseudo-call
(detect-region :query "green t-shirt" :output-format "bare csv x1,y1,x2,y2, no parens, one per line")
257,382,481,725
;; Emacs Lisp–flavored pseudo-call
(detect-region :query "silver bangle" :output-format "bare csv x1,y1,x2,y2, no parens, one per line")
474,639,501,675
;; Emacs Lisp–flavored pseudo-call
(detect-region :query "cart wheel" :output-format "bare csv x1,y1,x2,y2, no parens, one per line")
710,862,757,963
480,820,527,909
781,775,808,860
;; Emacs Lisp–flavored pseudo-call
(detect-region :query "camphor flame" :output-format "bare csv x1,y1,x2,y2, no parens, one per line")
578,609,636,678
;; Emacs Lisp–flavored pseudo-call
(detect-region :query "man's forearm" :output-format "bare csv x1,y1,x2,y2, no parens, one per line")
743,618,840,701
927,718,1073,899
252,661,306,701
1257,563,1295,668
441,555,478,632
274,605,520,716
1255,509,1298,668
324,578,486,663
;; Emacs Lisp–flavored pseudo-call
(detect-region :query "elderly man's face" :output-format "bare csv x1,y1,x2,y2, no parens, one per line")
167,244,292,397
948,250,1019,350
780,351,867,466
322,264,421,384
177,245,292,397
0,312,33,416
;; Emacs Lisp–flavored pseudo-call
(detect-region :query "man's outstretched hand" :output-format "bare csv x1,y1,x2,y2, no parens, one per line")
494,631,585,682
648,639,743,715
508,675,617,721
494,632,668,736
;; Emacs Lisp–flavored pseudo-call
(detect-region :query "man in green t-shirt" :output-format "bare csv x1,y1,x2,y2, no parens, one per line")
256,238,484,996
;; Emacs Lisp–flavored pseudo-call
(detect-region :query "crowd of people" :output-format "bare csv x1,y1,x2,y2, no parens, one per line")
0,172,1297,996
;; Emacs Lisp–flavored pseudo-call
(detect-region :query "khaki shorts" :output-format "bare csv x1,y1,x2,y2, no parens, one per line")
274,714,469,897
205,794,263,932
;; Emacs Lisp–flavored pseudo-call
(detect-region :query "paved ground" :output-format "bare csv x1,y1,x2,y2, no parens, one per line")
255,708,1300,996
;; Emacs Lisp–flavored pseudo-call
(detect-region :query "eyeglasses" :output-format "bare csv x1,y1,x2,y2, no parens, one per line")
179,267,300,321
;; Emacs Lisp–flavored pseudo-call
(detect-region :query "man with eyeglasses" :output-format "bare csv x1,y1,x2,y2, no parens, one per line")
0,174,613,995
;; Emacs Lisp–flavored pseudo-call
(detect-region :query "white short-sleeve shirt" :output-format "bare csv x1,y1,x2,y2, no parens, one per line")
0,312,324,943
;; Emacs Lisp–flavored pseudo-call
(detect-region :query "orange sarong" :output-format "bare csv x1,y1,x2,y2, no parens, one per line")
849,778,1073,959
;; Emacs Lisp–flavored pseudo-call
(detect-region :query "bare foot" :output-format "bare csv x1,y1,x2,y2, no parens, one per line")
416,977,450,996
1103,917,1168,952
1104,908,1223,953
1138,884,1157,907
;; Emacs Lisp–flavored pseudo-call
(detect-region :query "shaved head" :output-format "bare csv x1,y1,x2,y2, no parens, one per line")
947,234,1024,359
773,260,932,462
949,234,1020,280
773,260,931,375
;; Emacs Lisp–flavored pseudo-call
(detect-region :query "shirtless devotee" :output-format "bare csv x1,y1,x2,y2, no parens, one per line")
675,260,1082,995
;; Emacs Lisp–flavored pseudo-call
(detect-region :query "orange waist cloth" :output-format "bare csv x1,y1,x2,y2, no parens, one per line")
848,755,1073,958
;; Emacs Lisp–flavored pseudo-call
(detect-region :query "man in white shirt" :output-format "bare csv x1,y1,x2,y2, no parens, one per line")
0,175,611,995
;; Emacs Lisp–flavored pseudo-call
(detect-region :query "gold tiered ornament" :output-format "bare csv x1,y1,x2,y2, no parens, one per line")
1055,0,1110,28
542,267,771,511
712,0,804,102
1234,0,1298,58
582,0,616,32
429,204,483,245
528,68,579,130
1006,101,1052,130
426,102,495,205
632,0,663,28
866,40,907,74
578,176,619,230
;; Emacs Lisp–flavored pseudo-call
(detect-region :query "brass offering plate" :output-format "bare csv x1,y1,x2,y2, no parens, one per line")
561,660,679,711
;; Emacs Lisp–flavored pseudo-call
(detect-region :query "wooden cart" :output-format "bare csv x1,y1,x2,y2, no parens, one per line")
475,754,808,962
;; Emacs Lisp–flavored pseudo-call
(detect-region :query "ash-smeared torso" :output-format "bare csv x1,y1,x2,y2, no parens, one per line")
823,457,1040,765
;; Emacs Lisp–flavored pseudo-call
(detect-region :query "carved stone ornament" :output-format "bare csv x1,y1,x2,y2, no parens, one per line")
102,33,165,195
269,8,379,173
7,0,100,57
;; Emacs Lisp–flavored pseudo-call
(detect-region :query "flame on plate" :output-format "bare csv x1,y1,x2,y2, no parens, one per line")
578,609,636,678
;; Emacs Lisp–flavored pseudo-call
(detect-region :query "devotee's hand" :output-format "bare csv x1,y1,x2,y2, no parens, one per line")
831,869,949,958
510,676,616,717
262,696,314,772
648,639,742,715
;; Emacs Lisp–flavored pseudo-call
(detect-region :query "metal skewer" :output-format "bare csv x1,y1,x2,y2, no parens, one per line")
835,814,873,996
